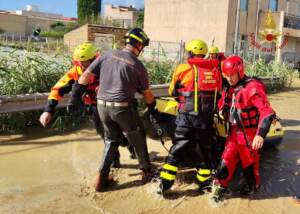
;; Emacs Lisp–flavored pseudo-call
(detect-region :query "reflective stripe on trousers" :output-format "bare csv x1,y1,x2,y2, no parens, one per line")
160,164,178,181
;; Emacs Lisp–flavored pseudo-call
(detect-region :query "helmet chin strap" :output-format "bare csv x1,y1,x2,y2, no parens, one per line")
135,44,144,56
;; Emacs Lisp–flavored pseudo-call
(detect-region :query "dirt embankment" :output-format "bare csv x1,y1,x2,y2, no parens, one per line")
1,80,300,214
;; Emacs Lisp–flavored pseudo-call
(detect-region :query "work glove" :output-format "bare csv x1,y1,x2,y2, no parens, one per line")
67,82,87,116
147,100,161,123
66,103,84,117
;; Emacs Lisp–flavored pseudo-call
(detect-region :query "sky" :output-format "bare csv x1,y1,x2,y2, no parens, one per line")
0,0,144,18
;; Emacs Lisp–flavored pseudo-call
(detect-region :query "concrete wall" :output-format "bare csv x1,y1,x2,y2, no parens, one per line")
104,4,138,28
144,0,230,53
88,24,127,49
144,0,300,57
26,16,64,35
282,36,297,52
0,13,74,36
64,24,128,52
0,13,27,35
64,25,88,51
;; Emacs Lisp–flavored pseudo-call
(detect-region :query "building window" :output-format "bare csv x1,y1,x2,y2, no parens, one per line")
268,0,278,12
240,0,248,11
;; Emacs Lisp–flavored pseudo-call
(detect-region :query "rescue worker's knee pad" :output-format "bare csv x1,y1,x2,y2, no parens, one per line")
216,161,229,180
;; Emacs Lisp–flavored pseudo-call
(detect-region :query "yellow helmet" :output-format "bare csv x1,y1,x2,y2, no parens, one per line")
73,42,97,62
209,46,220,54
185,39,208,55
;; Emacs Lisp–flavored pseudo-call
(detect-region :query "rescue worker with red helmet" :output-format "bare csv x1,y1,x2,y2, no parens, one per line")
158,39,222,195
68,28,157,191
210,55,276,203
39,42,135,167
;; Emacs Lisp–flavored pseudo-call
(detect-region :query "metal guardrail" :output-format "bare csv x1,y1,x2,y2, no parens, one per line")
0,77,282,114
0,84,170,114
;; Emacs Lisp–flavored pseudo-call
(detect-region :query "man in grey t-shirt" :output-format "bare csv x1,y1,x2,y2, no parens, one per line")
69,28,158,192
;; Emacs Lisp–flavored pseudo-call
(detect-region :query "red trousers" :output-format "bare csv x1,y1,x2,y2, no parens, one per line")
217,129,260,188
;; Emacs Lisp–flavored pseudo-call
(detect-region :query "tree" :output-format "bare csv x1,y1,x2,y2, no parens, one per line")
135,9,144,28
77,0,101,23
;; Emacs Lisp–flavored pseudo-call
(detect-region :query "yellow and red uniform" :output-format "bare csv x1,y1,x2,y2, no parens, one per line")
169,58,222,113
44,61,99,113
160,58,223,193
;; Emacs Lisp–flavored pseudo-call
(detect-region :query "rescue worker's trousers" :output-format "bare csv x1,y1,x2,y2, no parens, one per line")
160,124,214,191
97,102,151,177
215,130,260,189
90,105,134,162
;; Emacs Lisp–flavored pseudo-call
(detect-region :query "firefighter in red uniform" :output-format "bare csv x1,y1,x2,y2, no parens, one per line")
158,39,222,195
210,55,276,203
39,42,135,166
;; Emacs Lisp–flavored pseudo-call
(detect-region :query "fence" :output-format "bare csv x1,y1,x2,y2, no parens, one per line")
0,33,185,63
282,52,300,69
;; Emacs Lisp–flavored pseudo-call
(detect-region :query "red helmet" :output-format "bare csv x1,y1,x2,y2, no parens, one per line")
221,55,245,78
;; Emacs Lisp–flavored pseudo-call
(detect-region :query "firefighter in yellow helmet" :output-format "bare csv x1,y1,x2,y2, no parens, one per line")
208,46,220,59
40,42,99,127
39,42,136,167
158,39,222,195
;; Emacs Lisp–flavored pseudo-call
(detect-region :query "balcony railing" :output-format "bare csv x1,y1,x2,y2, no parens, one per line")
284,14,300,30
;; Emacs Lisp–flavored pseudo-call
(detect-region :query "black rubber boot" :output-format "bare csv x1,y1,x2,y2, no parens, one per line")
241,164,259,195
157,179,174,195
239,183,260,195
198,179,212,194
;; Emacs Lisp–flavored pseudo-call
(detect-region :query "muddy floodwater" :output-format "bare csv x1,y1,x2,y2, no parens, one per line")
1,80,300,214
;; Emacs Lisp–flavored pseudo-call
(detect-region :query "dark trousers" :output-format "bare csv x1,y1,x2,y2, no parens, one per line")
97,103,151,177
166,112,214,169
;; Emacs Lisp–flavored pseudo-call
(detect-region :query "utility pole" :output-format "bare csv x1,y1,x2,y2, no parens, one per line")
253,0,260,61
234,0,241,54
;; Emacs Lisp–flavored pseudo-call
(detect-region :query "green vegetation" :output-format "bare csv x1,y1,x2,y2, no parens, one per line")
0,51,71,95
135,9,144,28
77,0,101,23
0,49,299,133
0,39,69,54
246,58,299,89
143,59,174,84
0,51,72,133
40,22,81,38
40,31,65,38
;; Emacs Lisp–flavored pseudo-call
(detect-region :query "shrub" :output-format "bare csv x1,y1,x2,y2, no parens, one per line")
40,31,65,38
0,50,72,133
246,58,299,88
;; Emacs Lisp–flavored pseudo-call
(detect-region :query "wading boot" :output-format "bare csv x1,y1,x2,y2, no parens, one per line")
239,183,260,196
95,173,114,192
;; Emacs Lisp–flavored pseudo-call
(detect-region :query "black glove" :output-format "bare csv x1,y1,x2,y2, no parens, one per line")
66,102,85,117
69,82,87,106
147,100,161,123
67,82,87,116
146,100,157,114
